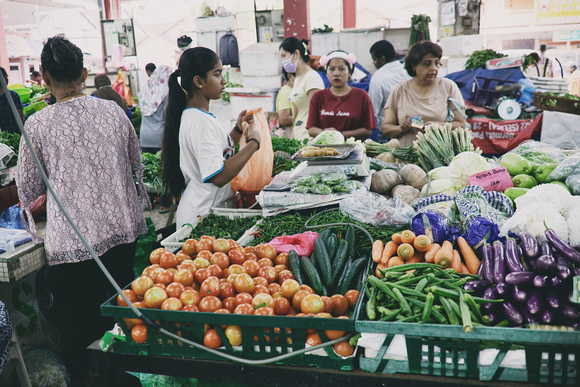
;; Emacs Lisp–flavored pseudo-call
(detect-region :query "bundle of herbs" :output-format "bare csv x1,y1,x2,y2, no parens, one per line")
364,140,419,164
141,151,163,193
0,132,20,168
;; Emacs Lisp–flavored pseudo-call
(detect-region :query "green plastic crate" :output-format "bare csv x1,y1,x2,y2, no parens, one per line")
23,100,47,117
101,287,363,370
356,320,580,385
10,88,32,104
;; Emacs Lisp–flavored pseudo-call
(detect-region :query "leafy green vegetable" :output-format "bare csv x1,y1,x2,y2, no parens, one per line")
409,14,431,47
221,81,242,102
0,132,21,168
465,49,507,70
364,140,419,164
271,137,304,155
185,213,261,241
141,151,163,193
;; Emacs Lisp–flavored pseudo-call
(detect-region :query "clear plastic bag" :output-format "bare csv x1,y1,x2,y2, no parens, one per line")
510,140,569,166
565,174,580,195
339,189,415,227
549,152,580,181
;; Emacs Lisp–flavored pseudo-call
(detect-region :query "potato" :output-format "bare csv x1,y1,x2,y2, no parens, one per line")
399,164,428,190
376,152,396,163
392,184,421,205
370,169,402,195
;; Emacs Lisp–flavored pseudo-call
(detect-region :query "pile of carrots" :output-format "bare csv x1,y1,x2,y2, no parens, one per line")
371,230,481,277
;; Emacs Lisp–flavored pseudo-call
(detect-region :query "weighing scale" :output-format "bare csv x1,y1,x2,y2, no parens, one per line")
289,146,371,183
492,83,523,120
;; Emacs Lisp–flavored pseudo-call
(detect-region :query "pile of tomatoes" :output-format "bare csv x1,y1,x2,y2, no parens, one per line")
118,235,360,357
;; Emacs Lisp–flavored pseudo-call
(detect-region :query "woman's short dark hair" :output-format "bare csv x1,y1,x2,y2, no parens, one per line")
279,37,310,63
370,40,395,63
94,74,111,88
40,34,84,82
404,41,443,77
163,47,220,195
145,63,156,73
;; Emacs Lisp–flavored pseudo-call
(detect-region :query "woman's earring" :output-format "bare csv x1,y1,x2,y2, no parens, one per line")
82,82,86,90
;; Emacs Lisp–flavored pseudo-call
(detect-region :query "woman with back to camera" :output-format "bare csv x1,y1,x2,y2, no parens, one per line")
279,37,324,142
307,50,375,140
381,41,466,146
16,34,148,378
163,47,261,229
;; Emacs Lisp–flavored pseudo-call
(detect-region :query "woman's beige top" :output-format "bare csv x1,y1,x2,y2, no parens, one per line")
385,77,464,146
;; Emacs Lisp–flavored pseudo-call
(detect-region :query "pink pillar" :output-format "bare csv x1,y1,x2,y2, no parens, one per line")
342,0,356,29
0,2,10,71
283,0,311,43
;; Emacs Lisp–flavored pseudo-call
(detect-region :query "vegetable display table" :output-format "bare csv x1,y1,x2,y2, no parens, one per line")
0,222,46,283
86,339,543,387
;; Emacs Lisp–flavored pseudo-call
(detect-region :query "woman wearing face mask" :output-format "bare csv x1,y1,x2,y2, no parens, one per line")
307,50,374,140
279,37,324,142
381,41,466,147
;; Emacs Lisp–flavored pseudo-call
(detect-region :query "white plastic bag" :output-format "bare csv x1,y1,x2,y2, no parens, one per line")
339,189,415,227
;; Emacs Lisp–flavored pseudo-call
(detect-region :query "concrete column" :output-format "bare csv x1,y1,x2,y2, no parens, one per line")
0,2,10,70
283,0,311,42
342,0,356,29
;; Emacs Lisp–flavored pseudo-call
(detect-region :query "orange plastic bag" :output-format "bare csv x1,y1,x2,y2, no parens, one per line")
231,107,274,192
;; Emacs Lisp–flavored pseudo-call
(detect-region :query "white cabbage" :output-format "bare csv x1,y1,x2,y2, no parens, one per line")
311,131,345,145
447,152,491,189
424,178,460,196
428,166,450,181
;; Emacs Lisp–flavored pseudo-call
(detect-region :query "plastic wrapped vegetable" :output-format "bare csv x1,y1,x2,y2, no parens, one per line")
296,174,322,186
293,185,311,194
511,140,568,166
332,180,362,193
321,173,348,186
548,152,580,181
310,184,332,195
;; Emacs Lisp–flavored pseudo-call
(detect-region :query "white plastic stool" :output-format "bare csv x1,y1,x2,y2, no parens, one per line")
7,330,31,387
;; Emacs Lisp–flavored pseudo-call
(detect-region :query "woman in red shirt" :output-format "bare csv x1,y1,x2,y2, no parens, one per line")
306,50,375,140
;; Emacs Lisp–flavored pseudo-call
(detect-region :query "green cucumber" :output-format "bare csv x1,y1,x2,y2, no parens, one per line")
330,240,349,291
345,225,355,258
313,237,332,288
300,256,324,295
338,257,367,295
335,261,351,295
326,233,338,259
288,250,305,285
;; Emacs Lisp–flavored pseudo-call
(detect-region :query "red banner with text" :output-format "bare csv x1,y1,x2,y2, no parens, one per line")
468,113,543,154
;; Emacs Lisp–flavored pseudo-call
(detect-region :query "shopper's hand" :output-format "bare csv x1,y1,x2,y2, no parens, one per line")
245,121,261,144
399,116,412,133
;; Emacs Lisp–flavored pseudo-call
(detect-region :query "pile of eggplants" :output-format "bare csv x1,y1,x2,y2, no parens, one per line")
463,229,580,327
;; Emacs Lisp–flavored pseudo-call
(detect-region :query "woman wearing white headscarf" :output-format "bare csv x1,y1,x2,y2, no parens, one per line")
139,65,173,153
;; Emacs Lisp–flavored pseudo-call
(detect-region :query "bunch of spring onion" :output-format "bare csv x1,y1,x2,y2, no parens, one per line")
364,140,418,164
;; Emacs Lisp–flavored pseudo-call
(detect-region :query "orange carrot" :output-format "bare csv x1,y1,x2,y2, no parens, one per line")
406,251,425,264
387,255,405,268
457,236,481,275
400,230,416,244
451,249,462,272
375,263,387,278
382,241,398,263
434,240,453,268
413,235,431,252
397,243,415,260
391,233,402,244
424,243,441,263
459,262,471,275
372,240,384,263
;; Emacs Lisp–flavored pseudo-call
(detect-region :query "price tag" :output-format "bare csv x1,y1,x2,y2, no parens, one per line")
468,166,513,192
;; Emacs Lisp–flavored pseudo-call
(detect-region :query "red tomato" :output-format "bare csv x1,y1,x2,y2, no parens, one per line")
228,249,246,265
213,238,230,253
233,303,254,315
252,276,268,287
274,253,289,266
273,264,288,274
222,296,237,312
159,251,179,269
257,258,273,267
200,276,221,298
300,294,324,314
280,279,300,299
225,325,242,346
193,256,211,268
273,297,291,315
321,296,334,314
207,264,224,279
149,248,166,265
244,245,257,255
131,276,153,296
257,266,278,284
155,269,174,286
178,260,196,273
233,273,255,294
252,293,274,309
243,260,260,277
161,297,183,311
175,251,190,265
333,341,354,357
227,239,238,249
128,301,146,325
210,252,229,270
142,264,160,280
131,324,148,344
165,282,186,298
117,289,137,306
277,270,295,284
330,294,349,317
144,287,168,309
173,269,194,286
258,244,277,259
234,292,253,306
152,283,166,290
194,267,211,285
251,284,270,297
179,289,201,306
344,289,360,309
306,332,322,346
218,282,235,299
197,239,213,252
254,307,274,316
245,252,258,262
267,282,281,295
292,290,310,310
228,264,246,275
300,285,315,294
181,238,198,256
198,296,222,312
203,328,222,349
182,304,200,312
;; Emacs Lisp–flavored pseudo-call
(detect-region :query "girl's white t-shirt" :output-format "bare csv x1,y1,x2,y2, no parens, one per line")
176,108,235,228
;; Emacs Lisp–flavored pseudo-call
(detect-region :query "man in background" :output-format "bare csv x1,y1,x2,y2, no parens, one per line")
0,67,23,134
368,40,410,140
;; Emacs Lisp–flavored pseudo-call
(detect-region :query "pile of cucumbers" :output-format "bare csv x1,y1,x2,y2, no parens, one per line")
288,226,368,296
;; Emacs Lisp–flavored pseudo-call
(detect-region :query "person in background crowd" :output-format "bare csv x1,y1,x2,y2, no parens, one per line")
0,67,23,134
525,52,541,78
16,36,148,384
566,61,580,96
279,37,324,142
307,50,374,140
162,47,261,229
31,71,44,85
90,73,132,119
274,68,295,138
145,62,156,77
368,40,410,130
381,41,466,147
139,65,172,213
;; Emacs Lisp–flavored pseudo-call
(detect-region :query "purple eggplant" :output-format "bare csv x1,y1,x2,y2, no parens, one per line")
493,241,507,284
534,254,556,271
484,311,502,325
476,255,485,278
533,275,548,288
560,304,580,320
495,282,510,296
550,276,564,289
463,280,490,295
545,229,580,264
505,271,535,285
527,291,543,314
536,235,552,257
512,285,528,302
521,307,539,324
501,300,523,325
482,243,494,282
540,309,554,324
546,292,560,309
505,237,526,273
556,256,572,280
518,231,539,259
573,267,580,277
